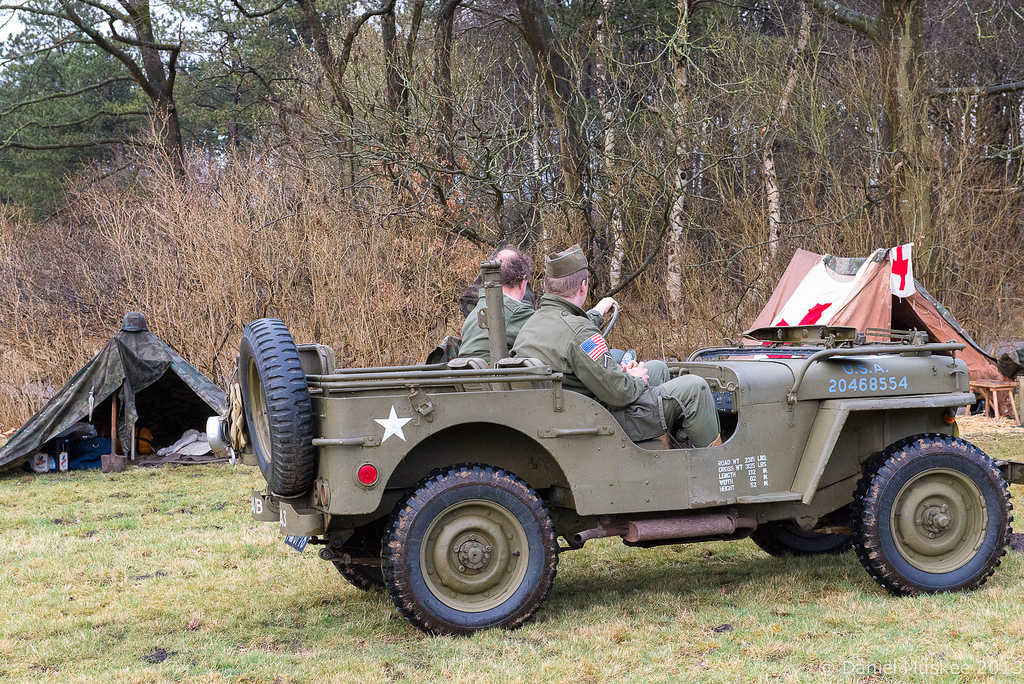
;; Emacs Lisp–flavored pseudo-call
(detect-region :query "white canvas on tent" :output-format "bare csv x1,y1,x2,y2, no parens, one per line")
752,248,1006,388
770,256,876,327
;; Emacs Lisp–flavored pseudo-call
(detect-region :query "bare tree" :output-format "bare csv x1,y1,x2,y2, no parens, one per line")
290,0,396,189
513,0,591,227
596,0,626,287
665,0,697,310
432,0,460,207
801,0,930,245
762,4,811,260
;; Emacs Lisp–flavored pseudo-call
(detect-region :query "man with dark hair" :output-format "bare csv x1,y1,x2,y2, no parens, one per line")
458,246,536,362
513,244,721,448
459,244,536,317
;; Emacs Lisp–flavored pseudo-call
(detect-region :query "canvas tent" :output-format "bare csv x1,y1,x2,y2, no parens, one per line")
751,248,1006,386
0,313,226,471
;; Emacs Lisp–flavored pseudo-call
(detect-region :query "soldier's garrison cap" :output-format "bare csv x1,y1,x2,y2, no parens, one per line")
545,244,588,278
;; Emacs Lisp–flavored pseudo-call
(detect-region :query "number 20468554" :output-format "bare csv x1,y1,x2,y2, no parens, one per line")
829,376,908,394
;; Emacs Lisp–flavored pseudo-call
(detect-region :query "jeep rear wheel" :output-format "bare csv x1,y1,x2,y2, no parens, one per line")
853,434,1011,596
239,318,316,497
332,523,386,592
751,522,852,557
334,562,385,592
382,465,558,635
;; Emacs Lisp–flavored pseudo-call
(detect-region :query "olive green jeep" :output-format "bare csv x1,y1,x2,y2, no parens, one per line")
209,262,1024,635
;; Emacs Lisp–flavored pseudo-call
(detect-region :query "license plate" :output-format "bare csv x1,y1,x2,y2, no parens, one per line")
284,535,309,552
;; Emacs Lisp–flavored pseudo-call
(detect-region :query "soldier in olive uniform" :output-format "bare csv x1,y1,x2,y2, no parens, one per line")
461,245,608,363
512,245,722,448
459,246,535,362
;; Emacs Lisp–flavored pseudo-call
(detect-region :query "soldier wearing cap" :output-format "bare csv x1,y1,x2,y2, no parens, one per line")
461,245,608,362
512,244,721,448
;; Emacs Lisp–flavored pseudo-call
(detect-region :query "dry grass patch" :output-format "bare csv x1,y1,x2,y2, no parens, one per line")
959,415,1024,437
0,429,1023,682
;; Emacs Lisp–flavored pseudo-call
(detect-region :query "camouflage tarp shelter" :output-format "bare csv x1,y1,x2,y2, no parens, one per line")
751,248,1006,385
999,348,1024,380
0,313,226,471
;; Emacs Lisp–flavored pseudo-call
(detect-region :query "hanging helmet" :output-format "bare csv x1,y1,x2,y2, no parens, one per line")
121,312,149,332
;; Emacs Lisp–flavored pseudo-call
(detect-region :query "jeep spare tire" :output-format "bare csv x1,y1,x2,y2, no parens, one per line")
239,318,316,496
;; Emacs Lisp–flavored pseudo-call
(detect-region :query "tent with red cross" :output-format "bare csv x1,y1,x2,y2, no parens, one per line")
750,247,1006,385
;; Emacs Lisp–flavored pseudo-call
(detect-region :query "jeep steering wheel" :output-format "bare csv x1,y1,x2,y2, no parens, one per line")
602,301,619,337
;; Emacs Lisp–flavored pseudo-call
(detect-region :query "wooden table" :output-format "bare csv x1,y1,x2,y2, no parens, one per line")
970,379,1021,423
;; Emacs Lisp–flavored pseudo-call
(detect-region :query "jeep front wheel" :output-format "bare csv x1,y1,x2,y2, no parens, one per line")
382,465,558,635
332,523,386,592
853,434,1011,596
334,561,385,592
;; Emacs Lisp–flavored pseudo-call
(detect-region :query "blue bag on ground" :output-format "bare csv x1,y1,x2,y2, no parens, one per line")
69,437,110,470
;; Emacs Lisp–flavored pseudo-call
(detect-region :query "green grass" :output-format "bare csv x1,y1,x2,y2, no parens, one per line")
2,429,1023,683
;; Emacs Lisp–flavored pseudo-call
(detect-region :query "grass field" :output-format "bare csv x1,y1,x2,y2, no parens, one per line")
2,424,1023,683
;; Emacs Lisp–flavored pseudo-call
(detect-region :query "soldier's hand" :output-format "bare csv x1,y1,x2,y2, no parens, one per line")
594,297,617,316
622,360,650,385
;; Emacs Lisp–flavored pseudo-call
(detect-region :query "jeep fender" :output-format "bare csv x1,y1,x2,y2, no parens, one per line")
791,392,976,503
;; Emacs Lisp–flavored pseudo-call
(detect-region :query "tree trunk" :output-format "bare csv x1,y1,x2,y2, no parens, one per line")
762,4,811,260
514,0,590,229
433,0,460,209
876,0,930,247
530,79,548,246
157,102,185,178
296,0,354,189
125,0,185,178
665,0,692,310
296,0,396,192
803,0,932,249
381,9,405,129
597,0,625,288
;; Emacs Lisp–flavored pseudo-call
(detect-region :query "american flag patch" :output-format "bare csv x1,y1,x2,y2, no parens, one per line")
580,333,609,361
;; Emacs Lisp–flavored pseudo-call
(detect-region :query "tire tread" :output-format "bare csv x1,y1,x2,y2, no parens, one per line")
852,433,1011,596
239,318,316,496
382,464,558,635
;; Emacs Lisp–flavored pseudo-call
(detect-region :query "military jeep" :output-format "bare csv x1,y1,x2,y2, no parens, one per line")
210,262,1024,635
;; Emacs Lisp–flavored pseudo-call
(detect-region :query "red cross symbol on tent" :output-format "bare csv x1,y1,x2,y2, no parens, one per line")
891,245,910,291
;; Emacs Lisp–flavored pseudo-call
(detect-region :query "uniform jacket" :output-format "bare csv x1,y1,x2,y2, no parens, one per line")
512,294,643,409
460,289,536,361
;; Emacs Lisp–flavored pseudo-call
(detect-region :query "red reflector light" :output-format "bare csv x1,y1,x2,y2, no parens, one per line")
943,408,957,424
357,464,378,486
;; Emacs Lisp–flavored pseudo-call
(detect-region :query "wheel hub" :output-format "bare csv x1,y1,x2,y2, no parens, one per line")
918,502,951,535
457,537,492,570
420,500,530,613
891,469,987,574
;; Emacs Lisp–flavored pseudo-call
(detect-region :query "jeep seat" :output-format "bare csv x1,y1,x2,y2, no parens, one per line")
495,357,554,389
447,357,495,391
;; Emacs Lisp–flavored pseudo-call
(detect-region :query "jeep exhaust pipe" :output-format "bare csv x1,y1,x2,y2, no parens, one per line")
572,514,758,546
573,522,631,545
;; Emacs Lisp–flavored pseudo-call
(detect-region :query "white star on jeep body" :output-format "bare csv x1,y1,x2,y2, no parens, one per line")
375,405,412,443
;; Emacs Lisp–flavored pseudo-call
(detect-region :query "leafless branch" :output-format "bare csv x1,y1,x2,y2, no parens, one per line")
929,80,1024,97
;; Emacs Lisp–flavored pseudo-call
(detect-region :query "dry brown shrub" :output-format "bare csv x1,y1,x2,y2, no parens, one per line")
0,151,488,427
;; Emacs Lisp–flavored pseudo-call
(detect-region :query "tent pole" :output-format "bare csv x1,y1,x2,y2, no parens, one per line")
110,395,118,457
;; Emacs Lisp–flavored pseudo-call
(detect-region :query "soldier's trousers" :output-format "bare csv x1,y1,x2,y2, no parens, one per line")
611,360,720,447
